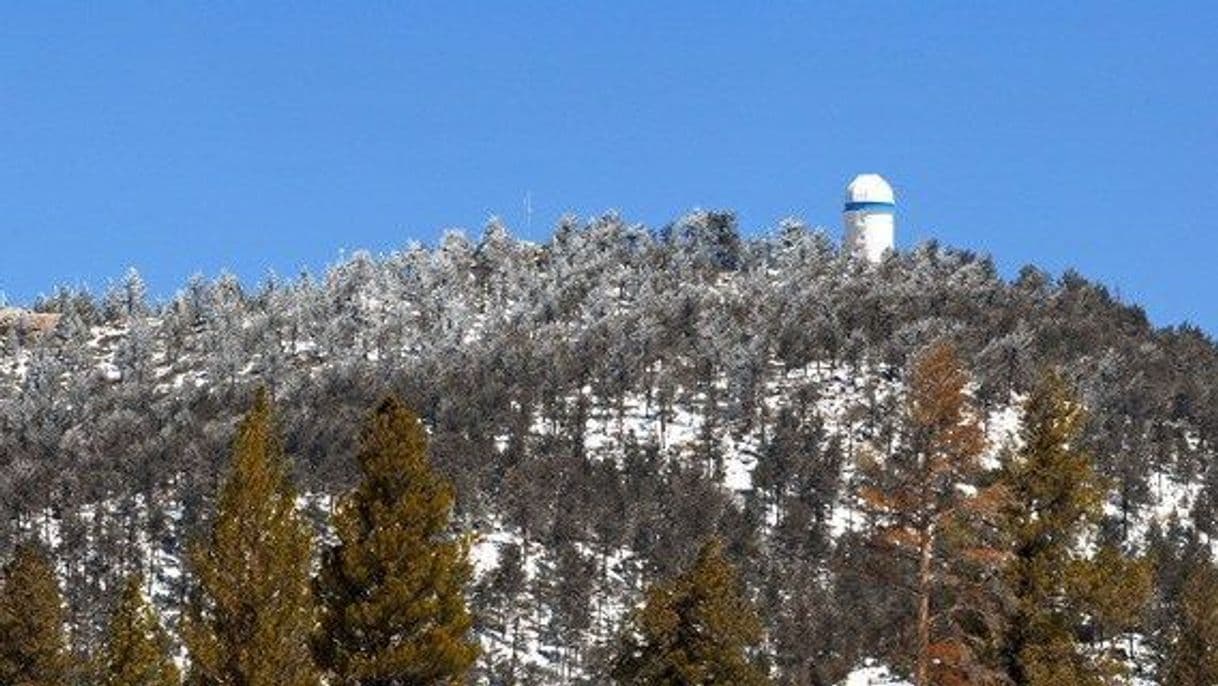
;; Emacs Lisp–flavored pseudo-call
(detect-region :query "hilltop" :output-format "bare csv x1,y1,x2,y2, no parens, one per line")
1,213,1215,683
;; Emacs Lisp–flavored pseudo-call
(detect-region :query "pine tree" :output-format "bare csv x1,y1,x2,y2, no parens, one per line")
99,574,180,686
858,341,1001,685
314,396,478,685
1078,543,1152,664
184,388,320,686
0,542,72,686
1161,555,1218,685
994,371,1141,685
610,538,768,686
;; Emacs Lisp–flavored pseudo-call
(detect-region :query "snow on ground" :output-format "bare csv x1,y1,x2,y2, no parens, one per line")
983,396,1023,468
471,523,640,682
1148,472,1203,525
840,660,911,686
1110,470,1207,549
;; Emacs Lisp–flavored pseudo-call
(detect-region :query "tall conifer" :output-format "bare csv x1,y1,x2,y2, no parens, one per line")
314,396,477,685
1161,555,1218,685
99,574,179,686
610,539,768,686
995,371,1143,685
0,542,72,686
184,389,320,686
858,341,1001,685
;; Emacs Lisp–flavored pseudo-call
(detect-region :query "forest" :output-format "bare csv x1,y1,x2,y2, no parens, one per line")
1,212,1217,684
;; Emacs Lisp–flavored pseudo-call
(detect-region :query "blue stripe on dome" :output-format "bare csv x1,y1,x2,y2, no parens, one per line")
844,201,895,213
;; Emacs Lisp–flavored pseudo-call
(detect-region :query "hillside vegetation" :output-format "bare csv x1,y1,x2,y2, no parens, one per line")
2,212,1216,684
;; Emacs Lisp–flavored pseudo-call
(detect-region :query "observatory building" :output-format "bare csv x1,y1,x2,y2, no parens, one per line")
843,173,895,263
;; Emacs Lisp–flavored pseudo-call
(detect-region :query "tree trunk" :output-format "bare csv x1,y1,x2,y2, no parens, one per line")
916,523,935,686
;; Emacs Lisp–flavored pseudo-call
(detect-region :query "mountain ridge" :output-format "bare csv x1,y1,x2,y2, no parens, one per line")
2,214,1214,683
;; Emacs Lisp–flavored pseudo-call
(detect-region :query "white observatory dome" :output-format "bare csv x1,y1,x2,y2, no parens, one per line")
844,173,895,205
842,173,896,264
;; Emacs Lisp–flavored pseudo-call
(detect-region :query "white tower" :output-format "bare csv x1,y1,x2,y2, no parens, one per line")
843,173,895,263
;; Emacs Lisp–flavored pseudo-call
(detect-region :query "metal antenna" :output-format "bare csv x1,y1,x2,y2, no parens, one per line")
524,191,533,233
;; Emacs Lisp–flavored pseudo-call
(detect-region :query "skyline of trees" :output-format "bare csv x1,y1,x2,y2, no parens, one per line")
0,215,1216,683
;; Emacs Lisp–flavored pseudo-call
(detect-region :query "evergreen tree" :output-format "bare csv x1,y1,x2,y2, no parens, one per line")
858,341,1000,685
610,539,768,686
0,542,72,686
473,543,529,684
103,267,150,322
98,574,179,686
994,371,1140,685
1079,543,1152,663
314,396,478,685
541,541,595,680
1161,554,1218,685
184,389,320,686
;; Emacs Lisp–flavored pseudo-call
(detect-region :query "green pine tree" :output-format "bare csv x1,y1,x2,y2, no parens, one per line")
0,542,72,686
1078,543,1152,664
184,388,320,686
995,371,1142,685
99,574,180,686
314,396,478,685
1161,555,1218,685
610,538,769,686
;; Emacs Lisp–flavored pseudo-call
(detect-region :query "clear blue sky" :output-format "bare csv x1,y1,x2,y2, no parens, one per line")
2,3,1215,330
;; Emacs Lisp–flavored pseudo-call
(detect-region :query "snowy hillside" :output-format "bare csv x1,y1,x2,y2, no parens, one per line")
1,216,1216,683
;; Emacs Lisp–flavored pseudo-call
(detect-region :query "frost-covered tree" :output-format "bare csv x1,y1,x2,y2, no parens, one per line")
104,267,150,323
